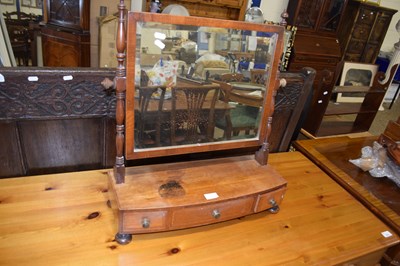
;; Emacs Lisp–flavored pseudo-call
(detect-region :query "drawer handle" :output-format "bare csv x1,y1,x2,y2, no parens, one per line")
142,217,150,228
268,199,280,214
212,209,221,219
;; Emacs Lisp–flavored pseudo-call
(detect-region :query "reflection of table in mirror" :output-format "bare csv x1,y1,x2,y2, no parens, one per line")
229,81,265,108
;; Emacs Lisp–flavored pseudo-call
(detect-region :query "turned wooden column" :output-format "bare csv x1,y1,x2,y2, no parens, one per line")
114,0,127,184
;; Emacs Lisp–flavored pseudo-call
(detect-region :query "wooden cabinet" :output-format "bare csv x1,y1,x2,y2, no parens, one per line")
287,0,348,37
286,0,345,84
42,0,91,67
41,27,90,67
338,1,397,63
287,0,347,136
145,0,248,20
288,0,397,137
288,34,341,88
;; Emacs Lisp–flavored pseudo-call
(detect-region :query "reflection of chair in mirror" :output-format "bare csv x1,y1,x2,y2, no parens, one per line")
217,72,261,139
135,86,166,148
215,82,260,139
166,86,219,145
220,73,244,82
250,69,267,85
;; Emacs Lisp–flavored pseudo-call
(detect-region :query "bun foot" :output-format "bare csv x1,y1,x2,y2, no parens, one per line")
115,233,132,245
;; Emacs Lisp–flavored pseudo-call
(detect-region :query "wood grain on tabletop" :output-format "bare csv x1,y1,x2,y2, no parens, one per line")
294,136,400,235
0,152,398,265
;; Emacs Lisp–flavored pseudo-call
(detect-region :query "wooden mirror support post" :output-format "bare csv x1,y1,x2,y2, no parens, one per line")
114,0,127,185
108,0,288,245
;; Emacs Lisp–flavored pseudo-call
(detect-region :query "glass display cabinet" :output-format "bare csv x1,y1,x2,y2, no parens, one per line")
287,0,347,36
108,4,287,244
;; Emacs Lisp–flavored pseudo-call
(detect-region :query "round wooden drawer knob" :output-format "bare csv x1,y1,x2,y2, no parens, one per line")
212,209,221,219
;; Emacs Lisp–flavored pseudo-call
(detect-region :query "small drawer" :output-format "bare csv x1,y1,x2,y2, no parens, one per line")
122,210,167,232
254,186,286,213
344,53,361,62
170,197,254,229
351,25,370,40
347,39,367,54
294,54,339,65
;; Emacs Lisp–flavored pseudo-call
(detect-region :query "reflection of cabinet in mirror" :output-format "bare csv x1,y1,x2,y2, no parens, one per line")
107,7,287,244
41,0,90,67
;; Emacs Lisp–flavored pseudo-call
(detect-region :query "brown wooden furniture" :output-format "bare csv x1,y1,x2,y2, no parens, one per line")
250,68,267,84
293,136,400,264
168,84,219,145
41,0,90,67
145,0,249,21
134,80,228,148
0,66,313,178
215,68,316,151
379,116,400,166
0,67,115,178
214,81,261,139
304,63,398,137
286,0,348,137
3,11,39,66
41,27,90,67
338,0,397,63
288,0,398,138
271,67,316,152
286,0,346,85
0,152,398,265
109,7,287,244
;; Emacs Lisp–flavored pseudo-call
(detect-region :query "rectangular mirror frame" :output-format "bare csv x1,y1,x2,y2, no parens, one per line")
124,12,284,160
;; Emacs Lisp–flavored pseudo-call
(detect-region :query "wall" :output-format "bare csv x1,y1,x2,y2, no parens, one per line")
90,0,131,67
260,0,289,23
379,0,400,53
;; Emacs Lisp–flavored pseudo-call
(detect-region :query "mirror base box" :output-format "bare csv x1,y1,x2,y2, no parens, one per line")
107,155,287,239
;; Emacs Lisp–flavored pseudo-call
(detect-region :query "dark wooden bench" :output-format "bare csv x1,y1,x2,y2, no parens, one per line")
0,68,115,177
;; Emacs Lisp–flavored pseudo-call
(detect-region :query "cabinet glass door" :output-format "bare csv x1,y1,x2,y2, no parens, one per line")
318,0,346,33
295,0,324,30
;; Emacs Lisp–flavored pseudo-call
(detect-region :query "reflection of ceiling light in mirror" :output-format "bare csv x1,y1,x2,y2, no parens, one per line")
154,32,166,40
154,39,165,50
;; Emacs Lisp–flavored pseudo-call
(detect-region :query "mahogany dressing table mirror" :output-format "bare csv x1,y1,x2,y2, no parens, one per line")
108,3,288,245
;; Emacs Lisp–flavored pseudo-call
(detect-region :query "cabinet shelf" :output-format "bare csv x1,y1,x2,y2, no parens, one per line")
324,102,376,116
333,86,385,94
317,120,357,136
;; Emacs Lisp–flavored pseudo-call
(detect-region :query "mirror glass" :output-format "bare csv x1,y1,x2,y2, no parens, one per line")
124,13,284,159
